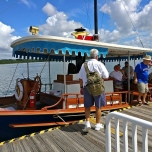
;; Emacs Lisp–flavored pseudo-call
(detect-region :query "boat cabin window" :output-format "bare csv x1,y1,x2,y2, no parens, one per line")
66,50,69,55
50,49,55,54
72,51,75,56
59,50,62,54
37,48,40,53
32,48,35,53
44,48,48,54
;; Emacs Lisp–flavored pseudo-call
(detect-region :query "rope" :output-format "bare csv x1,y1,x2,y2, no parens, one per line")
100,0,107,29
0,0,20,16
5,63,19,97
53,113,95,118
55,115,66,123
23,52,52,110
120,0,145,48
39,57,50,77
84,0,92,30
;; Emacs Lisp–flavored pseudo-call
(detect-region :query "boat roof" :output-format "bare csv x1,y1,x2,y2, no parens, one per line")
11,35,152,61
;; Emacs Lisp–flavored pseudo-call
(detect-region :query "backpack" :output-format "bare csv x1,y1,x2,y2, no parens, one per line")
84,62,104,96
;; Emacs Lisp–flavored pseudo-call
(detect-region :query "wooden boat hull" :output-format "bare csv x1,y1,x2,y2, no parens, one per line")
0,103,129,142
0,95,16,106
0,113,83,142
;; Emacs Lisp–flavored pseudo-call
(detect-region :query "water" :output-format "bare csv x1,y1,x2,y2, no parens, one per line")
0,62,69,97
0,60,150,97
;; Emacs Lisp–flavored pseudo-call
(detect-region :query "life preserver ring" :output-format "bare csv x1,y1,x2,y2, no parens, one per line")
15,79,23,101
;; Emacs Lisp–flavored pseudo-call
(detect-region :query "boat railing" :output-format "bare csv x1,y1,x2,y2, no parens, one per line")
41,83,52,93
41,92,129,111
41,93,81,110
41,96,64,111
105,112,152,152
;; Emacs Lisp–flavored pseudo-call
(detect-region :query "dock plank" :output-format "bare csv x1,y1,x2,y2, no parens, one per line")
1,105,152,152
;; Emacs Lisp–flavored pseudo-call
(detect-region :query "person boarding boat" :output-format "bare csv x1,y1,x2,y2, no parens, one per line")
78,49,109,132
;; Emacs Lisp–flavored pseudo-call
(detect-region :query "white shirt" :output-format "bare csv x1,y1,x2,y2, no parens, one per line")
110,71,123,81
78,59,109,87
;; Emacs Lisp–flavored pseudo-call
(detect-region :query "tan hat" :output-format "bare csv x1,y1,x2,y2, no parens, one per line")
143,55,151,60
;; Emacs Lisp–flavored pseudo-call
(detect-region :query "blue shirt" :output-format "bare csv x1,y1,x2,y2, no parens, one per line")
134,62,149,83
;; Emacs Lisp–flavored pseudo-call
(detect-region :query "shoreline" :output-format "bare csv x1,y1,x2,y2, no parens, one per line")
0,59,44,64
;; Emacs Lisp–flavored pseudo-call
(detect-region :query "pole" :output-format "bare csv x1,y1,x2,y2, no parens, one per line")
128,51,130,102
134,58,136,68
48,59,51,90
118,56,120,64
93,0,99,41
27,53,29,79
63,54,66,94
94,0,98,34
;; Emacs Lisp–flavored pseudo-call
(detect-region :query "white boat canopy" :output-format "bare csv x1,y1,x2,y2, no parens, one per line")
11,35,152,62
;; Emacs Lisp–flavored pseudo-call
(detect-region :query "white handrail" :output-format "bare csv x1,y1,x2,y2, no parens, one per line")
105,112,152,152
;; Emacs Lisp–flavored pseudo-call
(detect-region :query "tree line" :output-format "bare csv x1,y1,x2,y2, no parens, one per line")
0,59,44,64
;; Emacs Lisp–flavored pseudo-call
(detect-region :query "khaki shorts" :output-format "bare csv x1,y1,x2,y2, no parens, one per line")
137,82,148,93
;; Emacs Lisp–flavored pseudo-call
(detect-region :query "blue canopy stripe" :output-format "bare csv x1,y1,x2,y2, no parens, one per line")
14,51,76,62
99,55,143,62
12,41,108,57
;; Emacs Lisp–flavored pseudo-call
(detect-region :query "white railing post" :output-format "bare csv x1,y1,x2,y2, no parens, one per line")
123,120,128,152
142,128,148,152
115,118,120,152
105,112,152,152
132,124,138,152
106,118,111,152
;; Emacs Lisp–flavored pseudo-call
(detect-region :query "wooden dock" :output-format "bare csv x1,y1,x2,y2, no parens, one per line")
0,105,152,152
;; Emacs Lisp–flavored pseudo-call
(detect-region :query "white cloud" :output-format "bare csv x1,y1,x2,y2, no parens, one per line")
99,29,121,43
100,0,152,47
40,3,83,37
123,32,152,48
38,1,152,48
136,1,152,31
21,0,29,6
42,2,57,16
2,0,152,60
0,22,20,54
20,0,36,8
101,0,141,34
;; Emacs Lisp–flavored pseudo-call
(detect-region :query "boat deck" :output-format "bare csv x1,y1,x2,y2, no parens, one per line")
0,105,152,152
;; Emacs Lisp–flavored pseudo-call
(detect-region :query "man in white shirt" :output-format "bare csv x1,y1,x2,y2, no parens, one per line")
78,49,109,132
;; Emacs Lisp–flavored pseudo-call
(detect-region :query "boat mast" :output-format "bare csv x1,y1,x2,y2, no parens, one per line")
94,0,98,34
94,0,99,41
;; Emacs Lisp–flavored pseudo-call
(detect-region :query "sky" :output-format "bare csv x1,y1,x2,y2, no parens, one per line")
0,0,152,59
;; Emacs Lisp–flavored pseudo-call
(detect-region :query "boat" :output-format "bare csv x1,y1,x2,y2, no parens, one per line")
1,0,152,142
